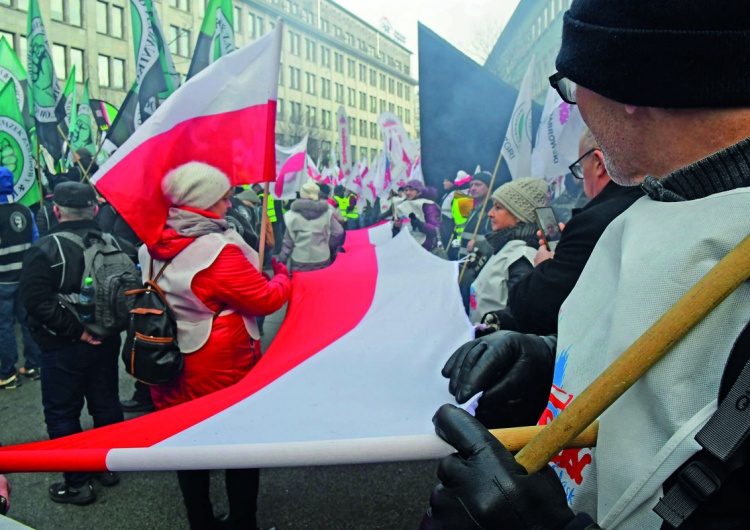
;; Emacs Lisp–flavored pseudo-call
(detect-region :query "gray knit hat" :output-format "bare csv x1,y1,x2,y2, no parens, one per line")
491,178,549,224
161,162,231,209
299,179,320,200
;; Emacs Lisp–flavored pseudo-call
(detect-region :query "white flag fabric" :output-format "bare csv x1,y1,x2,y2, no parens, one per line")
531,85,585,197
273,134,308,200
377,112,416,190
306,154,322,182
336,105,354,184
0,226,472,472
501,58,535,180
345,156,368,195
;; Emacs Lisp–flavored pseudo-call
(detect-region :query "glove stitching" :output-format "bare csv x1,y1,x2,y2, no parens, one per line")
492,475,529,529
456,496,487,530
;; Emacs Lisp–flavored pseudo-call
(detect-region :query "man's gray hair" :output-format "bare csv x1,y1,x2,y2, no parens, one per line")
56,204,97,221
580,127,599,152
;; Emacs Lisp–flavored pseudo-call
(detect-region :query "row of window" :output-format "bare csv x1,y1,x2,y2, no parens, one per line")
276,98,410,133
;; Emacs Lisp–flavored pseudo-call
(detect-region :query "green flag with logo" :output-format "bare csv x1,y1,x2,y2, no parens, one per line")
187,0,235,80
62,65,77,134
0,81,40,206
27,0,65,161
70,79,96,155
0,37,34,133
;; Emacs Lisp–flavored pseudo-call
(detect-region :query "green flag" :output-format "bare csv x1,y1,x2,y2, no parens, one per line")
70,79,96,155
27,0,65,161
0,81,40,206
62,65,77,132
187,0,235,80
0,36,34,133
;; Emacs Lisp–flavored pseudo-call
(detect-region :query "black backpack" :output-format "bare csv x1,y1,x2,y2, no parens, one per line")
122,259,183,385
55,231,140,337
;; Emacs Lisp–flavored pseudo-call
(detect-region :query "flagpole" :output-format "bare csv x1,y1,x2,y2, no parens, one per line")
258,181,270,271
34,139,44,209
57,125,102,199
458,152,503,284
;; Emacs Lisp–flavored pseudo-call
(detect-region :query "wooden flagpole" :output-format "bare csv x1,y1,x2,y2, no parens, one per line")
457,153,503,284
515,233,750,473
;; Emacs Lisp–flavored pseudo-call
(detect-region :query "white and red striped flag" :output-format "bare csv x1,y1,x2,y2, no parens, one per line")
0,226,472,472
273,134,308,200
92,23,283,247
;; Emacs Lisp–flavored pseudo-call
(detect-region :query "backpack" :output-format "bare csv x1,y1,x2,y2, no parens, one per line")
55,231,140,337
121,259,183,385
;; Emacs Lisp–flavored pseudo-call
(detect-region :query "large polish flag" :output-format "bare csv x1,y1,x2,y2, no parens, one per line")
92,23,283,248
0,226,473,472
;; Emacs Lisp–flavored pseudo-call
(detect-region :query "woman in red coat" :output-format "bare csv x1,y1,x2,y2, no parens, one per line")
142,162,292,530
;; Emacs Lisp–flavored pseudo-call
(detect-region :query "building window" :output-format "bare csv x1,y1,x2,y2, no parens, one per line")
320,19,330,33
345,32,354,46
360,146,367,161
321,78,331,99
169,26,191,57
371,148,377,161
52,44,66,80
369,95,377,113
347,87,356,107
112,57,125,89
51,0,82,26
405,109,411,124
322,110,332,130
289,31,301,56
334,52,344,73
388,102,395,113
397,106,403,119
321,46,330,67
370,122,377,139
306,105,316,126
97,2,123,38
335,83,344,104
0,31,14,51
289,66,301,90
70,47,84,82
168,0,189,10
111,5,123,38
379,99,386,113
359,64,366,82
397,82,403,98
234,6,242,32
290,101,301,122
379,73,386,90
369,68,376,87
306,72,316,95
277,98,284,120
388,78,395,94
96,1,108,33
98,54,110,87
347,58,356,78
248,14,256,38
405,86,411,102
348,117,355,136
359,119,367,137
305,38,316,62
359,91,367,111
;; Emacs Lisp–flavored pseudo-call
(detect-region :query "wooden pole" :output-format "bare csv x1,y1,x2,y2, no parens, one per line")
257,181,270,271
457,153,503,284
56,125,102,199
515,233,750,474
492,421,598,454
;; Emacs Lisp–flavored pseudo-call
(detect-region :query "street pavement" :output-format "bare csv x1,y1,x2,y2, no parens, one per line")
0,307,442,529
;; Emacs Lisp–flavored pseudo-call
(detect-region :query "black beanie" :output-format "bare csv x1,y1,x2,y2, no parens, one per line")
556,0,750,108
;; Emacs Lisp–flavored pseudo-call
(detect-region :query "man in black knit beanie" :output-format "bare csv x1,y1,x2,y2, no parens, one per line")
421,1,750,529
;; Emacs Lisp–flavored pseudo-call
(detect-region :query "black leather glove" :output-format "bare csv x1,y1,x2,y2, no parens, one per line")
442,331,556,429
420,404,576,530
409,213,424,231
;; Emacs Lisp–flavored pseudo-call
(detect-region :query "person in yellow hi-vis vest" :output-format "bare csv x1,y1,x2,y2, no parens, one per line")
333,185,358,229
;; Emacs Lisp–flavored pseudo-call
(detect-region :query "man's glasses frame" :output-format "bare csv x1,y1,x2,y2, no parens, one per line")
569,148,599,180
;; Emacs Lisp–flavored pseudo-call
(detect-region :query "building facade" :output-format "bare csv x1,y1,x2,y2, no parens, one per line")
484,0,574,103
0,0,419,162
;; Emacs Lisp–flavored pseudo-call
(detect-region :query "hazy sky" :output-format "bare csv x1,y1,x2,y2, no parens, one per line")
334,0,523,72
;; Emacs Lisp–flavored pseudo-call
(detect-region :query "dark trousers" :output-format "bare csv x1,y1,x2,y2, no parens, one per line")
40,335,123,486
177,468,260,530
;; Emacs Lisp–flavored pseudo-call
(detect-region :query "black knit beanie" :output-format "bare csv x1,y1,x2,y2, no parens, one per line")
556,0,750,108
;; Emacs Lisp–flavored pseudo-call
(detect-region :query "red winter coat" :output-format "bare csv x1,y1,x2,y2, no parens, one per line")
147,222,291,410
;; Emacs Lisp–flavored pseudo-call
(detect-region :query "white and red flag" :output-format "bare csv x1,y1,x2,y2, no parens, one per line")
92,23,283,247
0,226,472,472
336,105,354,184
377,111,416,190
306,154,322,182
273,134,308,200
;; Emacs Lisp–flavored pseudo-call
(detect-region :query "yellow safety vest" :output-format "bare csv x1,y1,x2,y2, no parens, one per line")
334,195,358,220
452,196,472,235
258,192,277,223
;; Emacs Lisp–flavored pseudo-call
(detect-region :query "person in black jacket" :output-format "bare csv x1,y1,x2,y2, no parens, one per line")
481,127,644,336
19,182,123,506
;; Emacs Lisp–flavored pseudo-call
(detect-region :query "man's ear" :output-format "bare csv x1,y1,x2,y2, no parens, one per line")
53,205,61,220
593,150,608,180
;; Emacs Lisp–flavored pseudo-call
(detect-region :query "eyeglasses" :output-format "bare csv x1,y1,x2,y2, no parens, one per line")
549,72,577,105
569,148,599,180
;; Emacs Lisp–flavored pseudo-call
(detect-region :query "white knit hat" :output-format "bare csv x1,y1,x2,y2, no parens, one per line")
491,177,549,224
299,179,320,200
161,162,231,209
